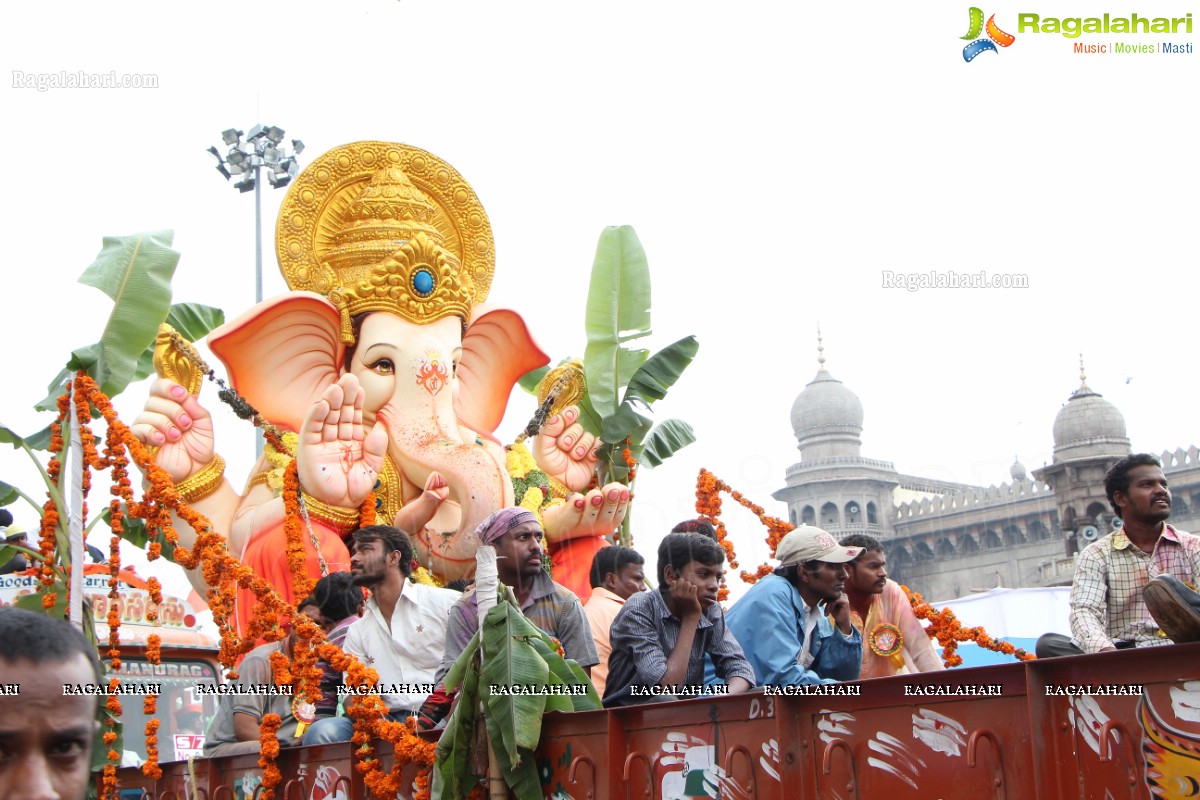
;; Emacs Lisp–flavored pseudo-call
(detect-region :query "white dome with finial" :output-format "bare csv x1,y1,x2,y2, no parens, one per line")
790,329,864,459
1010,457,1027,481
1051,355,1130,462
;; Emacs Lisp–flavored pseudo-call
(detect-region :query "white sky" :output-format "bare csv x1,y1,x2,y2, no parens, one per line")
1,1,1196,603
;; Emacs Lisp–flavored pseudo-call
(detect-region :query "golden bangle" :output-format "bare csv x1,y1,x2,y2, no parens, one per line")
246,471,272,491
175,455,226,503
301,491,361,530
546,474,572,501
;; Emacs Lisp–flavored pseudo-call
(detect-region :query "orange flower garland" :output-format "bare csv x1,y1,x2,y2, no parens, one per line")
695,469,796,598
43,374,438,800
258,713,284,800
904,586,1036,666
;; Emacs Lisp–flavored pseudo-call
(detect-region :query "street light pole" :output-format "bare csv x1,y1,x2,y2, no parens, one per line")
207,125,304,458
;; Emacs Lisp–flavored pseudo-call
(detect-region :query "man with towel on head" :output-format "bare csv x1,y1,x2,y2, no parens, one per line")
416,507,599,729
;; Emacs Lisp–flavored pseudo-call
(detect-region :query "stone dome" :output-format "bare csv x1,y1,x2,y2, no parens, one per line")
790,367,864,458
1052,384,1130,462
1010,458,1027,481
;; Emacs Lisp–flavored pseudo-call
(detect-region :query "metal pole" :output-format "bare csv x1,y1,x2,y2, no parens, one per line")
253,162,265,460
67,383,85,628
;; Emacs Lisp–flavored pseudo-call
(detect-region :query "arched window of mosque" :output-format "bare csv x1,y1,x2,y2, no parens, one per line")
935,538,956,557
866,502,877,525
802,506,816,526
1172,495,1190,514
891,546,912,565
1086,502,1107,523
789,507,797,526
845,501,861,525
983,530,1003,549
915,541,935,560
959,534,980,554
821,502,839,527
1029,520,1051,541
1003,526,1026,546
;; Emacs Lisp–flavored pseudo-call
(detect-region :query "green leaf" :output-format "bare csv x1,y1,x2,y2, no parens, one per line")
517,366,550,396
623,336,699,404
24,425,54,452
66,342,102,373
641,419,698,468
165,302,225,341
480,602,550,763
16,578,67,618
583,226,652,421
78,231,180,398
130,348,157,384
0,425,28,447
0,481,17,506
576,393,604,438
35,368,74,413
443,629,481,692
599,402,653,446
482,712,542,800
435,667,480,799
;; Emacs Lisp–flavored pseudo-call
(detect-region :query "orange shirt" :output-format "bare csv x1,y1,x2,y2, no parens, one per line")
583,587,627,696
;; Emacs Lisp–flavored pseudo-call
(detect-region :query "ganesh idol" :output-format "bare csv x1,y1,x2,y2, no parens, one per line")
131,142,627,634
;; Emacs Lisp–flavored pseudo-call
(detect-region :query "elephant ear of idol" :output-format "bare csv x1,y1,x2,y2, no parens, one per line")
206,294,549,437
207,293,343,432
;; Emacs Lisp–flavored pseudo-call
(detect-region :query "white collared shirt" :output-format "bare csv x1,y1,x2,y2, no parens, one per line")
343,581,461,712
797,602,821,669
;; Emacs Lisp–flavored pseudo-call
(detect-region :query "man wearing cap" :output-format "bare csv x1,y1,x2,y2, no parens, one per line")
722,526,863,686
417,508,598,729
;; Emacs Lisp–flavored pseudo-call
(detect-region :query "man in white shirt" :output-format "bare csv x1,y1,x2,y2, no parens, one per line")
302,525,459,745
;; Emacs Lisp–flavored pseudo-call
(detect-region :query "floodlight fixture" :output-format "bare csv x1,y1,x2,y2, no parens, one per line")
235,175,256,193
215,163,232,180
265,126,285,144
291,139,305,155
221,128,243,146
247,124,267,141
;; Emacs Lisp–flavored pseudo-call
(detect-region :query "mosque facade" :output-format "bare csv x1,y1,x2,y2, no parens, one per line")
773,345,1200,601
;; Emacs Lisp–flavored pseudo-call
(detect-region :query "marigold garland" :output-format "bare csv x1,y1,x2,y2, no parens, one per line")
41,374,438,799
258,713,284,800
904,586,1036,666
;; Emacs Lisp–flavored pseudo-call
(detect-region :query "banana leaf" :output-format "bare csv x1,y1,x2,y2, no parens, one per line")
482,712,542,800
622,335,699,404
164,303,225,342
529,636,601,711
599,402,653,447
78,231,180,398
517,365,550,396
434,665,480,800
480,603,551,763
640,419,698,468
583,226,652,426
0,480,17,506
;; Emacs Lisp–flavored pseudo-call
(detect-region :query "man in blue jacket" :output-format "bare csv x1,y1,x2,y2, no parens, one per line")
723,526,863,686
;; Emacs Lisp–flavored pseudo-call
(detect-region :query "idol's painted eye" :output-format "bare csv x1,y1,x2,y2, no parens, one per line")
367,358,395,376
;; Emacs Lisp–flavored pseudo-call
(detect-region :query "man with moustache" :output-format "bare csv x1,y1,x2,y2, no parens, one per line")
723,527,863,686
417,508,598,729
840,534,944,678
301,525,459,744
0,608,102,800
1038,454,1200,656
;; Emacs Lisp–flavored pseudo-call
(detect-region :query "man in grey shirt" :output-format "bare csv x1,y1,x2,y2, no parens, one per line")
604,532,755,706
203,601,318,757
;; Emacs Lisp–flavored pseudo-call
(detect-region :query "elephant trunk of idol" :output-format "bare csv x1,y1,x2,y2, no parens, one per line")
382,407,513,580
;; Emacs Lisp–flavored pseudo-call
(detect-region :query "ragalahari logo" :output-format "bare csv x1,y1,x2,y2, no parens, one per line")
961,7,1016,61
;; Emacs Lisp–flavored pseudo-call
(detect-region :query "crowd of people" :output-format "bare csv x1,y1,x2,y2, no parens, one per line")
4,452,1198,797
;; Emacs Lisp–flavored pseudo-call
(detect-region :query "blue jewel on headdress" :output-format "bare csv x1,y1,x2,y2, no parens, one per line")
412,268,435,297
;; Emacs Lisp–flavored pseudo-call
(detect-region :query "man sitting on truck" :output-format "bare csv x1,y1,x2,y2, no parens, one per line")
1036,453,1200,656
303,526,460,744
0,607,104,800
604,531,755,706
203,599,321,757
840,533,944,678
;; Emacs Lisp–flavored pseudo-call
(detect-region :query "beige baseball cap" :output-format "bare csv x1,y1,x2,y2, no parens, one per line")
776,526,861,566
